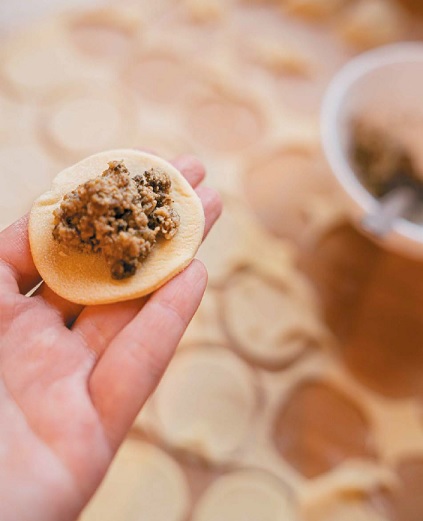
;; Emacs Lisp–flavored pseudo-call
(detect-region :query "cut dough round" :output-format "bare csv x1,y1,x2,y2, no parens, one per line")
0,22,104,100
192,470,297,521
223,271,323,367
39,85,137,160
67,7,140,60
196,201,249,285
29,149,204,305
154,347,256,463
187,94,262,152
244,148,336,244
48,98,123,153
127,53,201,104
80,438,190,521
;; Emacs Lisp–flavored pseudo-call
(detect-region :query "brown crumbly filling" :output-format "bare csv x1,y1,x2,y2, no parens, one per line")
52,160,180,279
351,120,416,197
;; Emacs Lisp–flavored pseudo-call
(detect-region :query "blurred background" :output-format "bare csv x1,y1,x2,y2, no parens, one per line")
2,1,423,520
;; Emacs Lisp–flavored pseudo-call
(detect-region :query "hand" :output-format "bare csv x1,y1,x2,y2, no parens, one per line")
0,156,221,521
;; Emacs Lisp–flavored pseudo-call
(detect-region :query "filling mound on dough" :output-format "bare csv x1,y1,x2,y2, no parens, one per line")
52,160,180,280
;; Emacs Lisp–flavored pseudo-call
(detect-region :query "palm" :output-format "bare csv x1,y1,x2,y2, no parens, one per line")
0,307,105,521
0,157,221,521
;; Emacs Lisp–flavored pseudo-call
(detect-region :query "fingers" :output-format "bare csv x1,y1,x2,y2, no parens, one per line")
33,284,84,327
72,298,147,358
172,155,206,187
0,215,41,294
89,259,208,448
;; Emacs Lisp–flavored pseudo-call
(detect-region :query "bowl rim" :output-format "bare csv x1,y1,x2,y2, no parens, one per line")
321,41,423,244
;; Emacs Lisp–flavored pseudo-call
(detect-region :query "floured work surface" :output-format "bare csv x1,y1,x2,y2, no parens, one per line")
1,0,423,519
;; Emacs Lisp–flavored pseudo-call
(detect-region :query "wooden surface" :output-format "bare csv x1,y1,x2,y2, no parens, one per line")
300,222,423,401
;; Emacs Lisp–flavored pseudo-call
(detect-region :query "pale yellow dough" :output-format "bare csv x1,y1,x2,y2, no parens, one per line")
223,271,324,366
80,438,190,521
29,149,204,305
154,347,256,463
192,470,297,521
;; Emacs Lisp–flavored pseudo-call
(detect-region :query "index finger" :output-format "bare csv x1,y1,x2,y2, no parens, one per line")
171,155,206,187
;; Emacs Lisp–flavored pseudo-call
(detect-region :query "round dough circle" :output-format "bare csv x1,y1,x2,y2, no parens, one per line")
223,271,319,366
48,98,123,153
196,202,248,285
187,96,262,151
29,149,204,305
0,144,57,227
192,470,296,521
1,23,92,99
80,439,190,521
69,20,132,60
244,149,334,242
128,55,199,104
155,347,256,462
3,40,71,94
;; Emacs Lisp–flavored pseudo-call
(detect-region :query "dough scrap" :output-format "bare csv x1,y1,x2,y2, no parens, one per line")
80,438,190,521
29,150,204,305
192,470,297,521
154,347,256,462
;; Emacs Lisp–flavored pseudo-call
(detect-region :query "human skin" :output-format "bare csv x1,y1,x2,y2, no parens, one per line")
0,155,222,521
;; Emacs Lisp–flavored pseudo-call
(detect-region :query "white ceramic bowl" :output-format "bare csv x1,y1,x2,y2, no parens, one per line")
321,43,423,258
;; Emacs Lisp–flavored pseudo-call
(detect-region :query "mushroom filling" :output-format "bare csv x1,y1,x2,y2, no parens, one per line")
52,160,180,279
351,119,422,198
